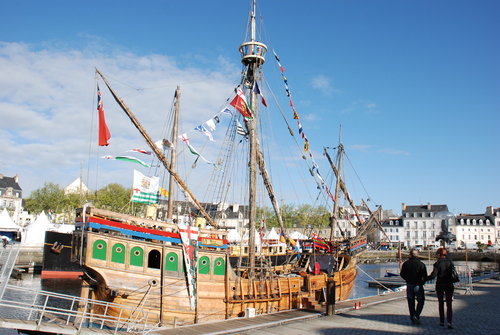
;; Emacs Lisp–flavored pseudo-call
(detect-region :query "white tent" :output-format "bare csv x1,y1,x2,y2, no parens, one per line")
264,227,280,240
290,231,309,240
23,210,50,247
0,208,21,231
0,208,21,240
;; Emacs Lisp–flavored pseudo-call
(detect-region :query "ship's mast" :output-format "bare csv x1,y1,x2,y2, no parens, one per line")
239,0,267,274
167,86,180,220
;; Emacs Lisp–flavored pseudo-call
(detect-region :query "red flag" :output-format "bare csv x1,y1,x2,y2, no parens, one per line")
230,88,253,119
97,85,111,146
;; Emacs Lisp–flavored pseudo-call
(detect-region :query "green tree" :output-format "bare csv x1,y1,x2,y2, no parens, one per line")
91,183,146,215
25,182,66,214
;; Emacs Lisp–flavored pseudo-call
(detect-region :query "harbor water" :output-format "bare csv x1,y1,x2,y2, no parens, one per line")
1,260,496,334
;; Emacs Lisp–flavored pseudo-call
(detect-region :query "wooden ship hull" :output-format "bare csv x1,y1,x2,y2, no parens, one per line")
71,207,357,327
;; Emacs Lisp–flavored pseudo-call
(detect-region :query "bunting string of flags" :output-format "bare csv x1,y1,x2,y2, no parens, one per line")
128,148,153,155
273,50,336,205
102,155,150,168
177,83,267,173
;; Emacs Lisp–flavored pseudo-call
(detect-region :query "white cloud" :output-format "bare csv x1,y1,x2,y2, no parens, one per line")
311,75,339,95
0,41,240,196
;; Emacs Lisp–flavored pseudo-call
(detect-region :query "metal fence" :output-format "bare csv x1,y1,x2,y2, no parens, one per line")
0,284,160,334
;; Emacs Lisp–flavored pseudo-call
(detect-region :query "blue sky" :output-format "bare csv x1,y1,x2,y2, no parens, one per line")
0,0,498,215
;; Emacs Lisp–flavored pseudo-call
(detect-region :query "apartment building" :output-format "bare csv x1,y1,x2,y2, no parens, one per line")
402,203,449,248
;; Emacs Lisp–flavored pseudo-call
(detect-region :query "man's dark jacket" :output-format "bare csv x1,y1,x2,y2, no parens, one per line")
400,257,427,285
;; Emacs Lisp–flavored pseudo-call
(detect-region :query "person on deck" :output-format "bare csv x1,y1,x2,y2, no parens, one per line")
400,248,427,325
425,247,455,329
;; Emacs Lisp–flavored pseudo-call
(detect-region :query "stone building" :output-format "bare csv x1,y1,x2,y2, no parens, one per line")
379,217,405,248
0,174,23,224
455,206,500,246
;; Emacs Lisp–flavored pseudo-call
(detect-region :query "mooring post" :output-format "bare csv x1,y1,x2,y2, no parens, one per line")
326,279,335,316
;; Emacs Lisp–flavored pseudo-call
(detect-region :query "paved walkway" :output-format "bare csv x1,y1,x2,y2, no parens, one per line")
238,277,500,335
151,276,500,335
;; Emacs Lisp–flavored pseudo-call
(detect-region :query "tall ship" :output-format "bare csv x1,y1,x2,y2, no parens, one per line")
71,0,379,328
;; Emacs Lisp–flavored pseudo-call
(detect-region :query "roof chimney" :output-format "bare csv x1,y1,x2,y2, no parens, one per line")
486,206,493,216
427,202,431,210
14,174,19,183
402,203,406,211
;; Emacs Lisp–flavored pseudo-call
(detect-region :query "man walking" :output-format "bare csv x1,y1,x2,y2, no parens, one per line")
400,248,427,324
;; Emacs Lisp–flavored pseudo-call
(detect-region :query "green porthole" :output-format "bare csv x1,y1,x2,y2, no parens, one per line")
111,243,125,263
130,246,143,266
198,256,210,275
92,240,107,260
214,257,225,275
165,252,178,271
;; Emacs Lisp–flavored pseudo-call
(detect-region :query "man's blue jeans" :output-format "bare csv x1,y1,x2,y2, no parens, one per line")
406,284,425,320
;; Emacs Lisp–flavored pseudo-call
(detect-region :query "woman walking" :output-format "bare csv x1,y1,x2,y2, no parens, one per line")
425,247,455,329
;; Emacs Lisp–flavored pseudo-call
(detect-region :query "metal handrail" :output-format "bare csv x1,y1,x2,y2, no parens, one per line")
0,284,160,334
0,242,21,300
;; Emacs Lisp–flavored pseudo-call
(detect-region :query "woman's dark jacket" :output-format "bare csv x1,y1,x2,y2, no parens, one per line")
426,257,455,290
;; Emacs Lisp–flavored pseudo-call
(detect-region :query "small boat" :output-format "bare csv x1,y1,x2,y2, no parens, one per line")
365,276,406,288
365,271,405,288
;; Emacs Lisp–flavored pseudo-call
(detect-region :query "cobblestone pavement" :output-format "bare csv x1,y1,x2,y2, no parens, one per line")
238,277,500,335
